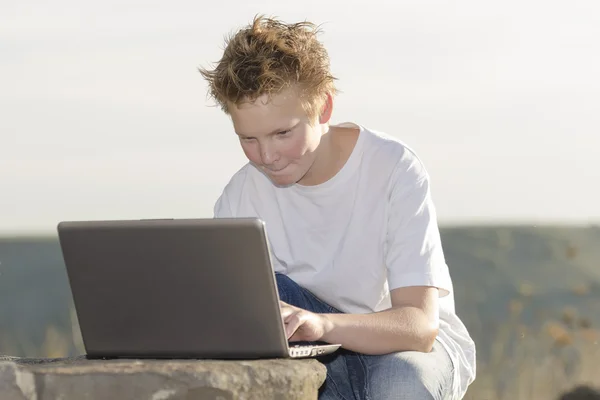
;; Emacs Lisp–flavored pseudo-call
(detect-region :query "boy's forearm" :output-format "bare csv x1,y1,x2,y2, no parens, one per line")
319,307,438,355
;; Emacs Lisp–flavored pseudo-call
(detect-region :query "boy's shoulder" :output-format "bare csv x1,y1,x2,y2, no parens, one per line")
219,162,257,195
356,124,431,180
217,161,274,197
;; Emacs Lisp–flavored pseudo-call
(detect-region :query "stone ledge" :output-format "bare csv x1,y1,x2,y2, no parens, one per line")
0,355,327,400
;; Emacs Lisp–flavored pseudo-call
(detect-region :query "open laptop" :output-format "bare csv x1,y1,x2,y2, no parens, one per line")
56,217,341,360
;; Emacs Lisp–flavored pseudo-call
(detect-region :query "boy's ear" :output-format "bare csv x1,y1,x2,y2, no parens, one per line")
318,93,333,124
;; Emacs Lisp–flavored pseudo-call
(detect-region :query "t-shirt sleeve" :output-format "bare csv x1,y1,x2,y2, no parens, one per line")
213,166,249,218
213,190,234,218
385,150,451,297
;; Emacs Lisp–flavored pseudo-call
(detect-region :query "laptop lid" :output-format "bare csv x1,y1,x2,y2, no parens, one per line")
57,217,290,359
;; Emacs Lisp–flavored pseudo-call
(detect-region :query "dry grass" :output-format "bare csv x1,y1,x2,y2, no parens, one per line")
571,284,591,296
464,296,600,400
40,325,71,358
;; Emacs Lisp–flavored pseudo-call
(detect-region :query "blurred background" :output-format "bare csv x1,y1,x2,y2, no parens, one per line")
1,0,599,399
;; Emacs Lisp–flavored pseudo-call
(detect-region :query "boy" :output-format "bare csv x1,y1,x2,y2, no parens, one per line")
199,15,476,400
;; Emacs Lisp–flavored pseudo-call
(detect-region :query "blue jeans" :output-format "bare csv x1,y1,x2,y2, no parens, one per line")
275,272,455,400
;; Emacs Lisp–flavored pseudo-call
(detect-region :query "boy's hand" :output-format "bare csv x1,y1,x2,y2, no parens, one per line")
279,300,332,342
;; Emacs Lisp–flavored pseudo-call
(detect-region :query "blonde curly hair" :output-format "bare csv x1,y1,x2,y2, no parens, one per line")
199,15,339,121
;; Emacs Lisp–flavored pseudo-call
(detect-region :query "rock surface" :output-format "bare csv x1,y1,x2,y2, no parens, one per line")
0,355,327,400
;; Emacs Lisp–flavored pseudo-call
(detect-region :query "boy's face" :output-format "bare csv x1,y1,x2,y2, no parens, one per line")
228,89,326,187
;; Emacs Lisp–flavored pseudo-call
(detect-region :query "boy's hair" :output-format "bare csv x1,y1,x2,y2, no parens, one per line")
199,15,338,121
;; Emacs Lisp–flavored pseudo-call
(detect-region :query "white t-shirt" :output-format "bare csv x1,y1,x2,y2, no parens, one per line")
213,122,476,399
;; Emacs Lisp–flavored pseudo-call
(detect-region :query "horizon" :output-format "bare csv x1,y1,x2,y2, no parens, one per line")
2,219,598,239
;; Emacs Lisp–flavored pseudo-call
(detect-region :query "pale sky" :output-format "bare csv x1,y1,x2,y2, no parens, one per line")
1,0,599,235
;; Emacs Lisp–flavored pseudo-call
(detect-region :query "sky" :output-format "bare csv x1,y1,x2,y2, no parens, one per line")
1,0,599,235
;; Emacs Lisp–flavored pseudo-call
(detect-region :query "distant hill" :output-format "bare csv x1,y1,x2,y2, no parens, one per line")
1,225,599,399
440,225,600,361
0,236,79,357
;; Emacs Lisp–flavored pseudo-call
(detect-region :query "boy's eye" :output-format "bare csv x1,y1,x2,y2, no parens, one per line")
278,130,291,136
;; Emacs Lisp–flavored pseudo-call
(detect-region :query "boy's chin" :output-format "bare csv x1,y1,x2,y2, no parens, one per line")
269,174,298,187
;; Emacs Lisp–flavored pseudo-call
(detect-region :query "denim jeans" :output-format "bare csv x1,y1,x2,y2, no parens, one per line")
275,272,455,400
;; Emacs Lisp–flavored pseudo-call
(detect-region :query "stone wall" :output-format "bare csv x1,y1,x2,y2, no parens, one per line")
0,355,327,400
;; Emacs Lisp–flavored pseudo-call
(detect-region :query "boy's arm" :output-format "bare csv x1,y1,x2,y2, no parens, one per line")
318,286,439,355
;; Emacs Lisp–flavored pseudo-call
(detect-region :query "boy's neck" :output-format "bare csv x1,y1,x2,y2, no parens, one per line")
297,124,360,187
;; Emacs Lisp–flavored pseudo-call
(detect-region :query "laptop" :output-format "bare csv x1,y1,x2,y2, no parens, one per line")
57,217,341,360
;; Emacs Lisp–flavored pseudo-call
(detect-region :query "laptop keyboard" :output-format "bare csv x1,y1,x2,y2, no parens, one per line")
289,344,329,357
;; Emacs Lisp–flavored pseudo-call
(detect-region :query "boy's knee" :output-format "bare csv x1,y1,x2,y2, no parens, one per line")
371,361,434,399
396,363,436,400
368,351,451,400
